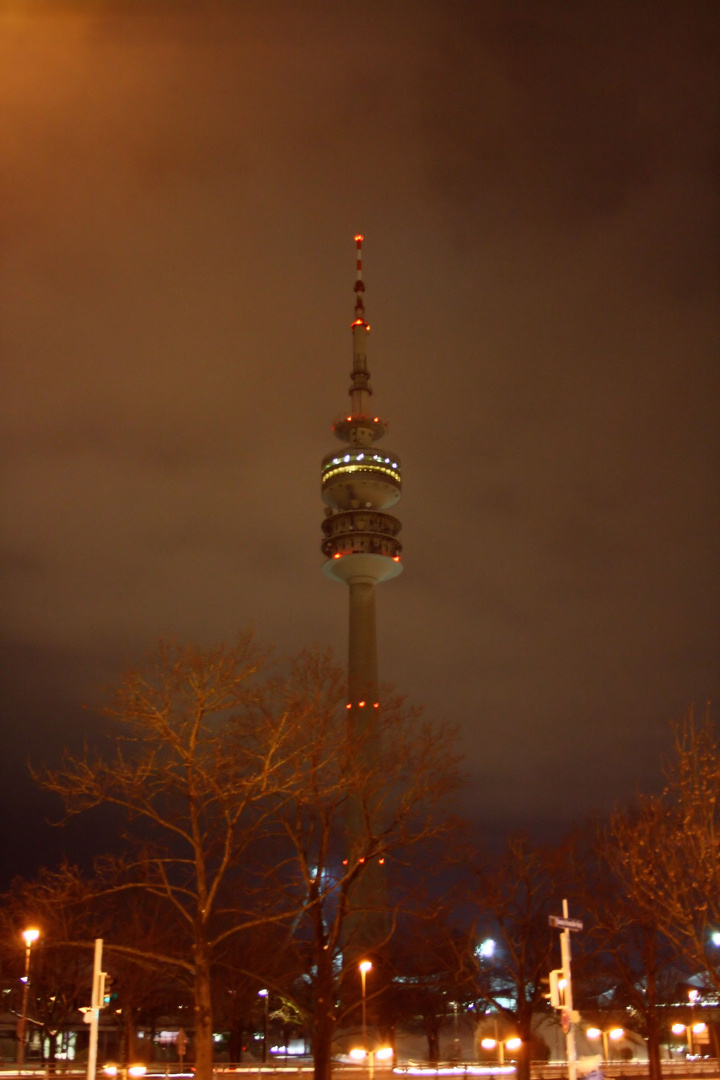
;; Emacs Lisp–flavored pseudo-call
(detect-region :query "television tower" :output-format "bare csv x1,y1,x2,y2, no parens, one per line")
320,235,402,949
321,234,402,726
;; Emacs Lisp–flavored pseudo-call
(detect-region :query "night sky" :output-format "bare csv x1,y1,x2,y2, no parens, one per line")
1,0,718,884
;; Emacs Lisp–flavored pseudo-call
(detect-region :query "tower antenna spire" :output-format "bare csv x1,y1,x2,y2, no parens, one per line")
346,234,375,432
353,233,366,322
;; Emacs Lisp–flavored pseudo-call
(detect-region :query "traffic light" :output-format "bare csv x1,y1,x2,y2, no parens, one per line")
549,969,565,1009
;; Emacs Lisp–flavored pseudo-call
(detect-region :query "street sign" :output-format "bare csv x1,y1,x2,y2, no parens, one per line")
549,915,584,931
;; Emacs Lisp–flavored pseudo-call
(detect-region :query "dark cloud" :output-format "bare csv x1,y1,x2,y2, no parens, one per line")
0,0,718,882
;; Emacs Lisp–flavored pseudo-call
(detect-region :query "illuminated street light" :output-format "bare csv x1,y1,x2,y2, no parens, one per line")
586,1026,623,1061
359,961,372,1051
479,1035,521,1065
670,1021,702,1056
350,1046,392,1080
17,928,40,1067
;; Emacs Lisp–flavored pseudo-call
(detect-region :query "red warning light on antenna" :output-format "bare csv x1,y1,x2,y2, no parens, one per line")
354,234,364,243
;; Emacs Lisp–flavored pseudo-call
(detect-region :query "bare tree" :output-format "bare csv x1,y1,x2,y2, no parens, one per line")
609,708,720,997
254,649,462,1080
35,640,461,1080
582,819,678,1080
469,836,570,1080
37,637,298,1080
385,906,472,1066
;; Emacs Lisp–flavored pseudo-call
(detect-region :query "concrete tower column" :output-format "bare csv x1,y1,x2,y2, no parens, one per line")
348,578,379,722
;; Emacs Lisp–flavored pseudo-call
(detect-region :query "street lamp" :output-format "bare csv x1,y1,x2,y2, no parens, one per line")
679,1022,707,1056
350,1046,392,1080
17,928,40,1067
359,961,372,1051
480,1036,521,1066
258,989,269,1063
586,1027,623,1061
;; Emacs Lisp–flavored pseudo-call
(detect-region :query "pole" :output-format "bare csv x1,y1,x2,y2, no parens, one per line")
361,967,368,1050
17,942,33,1067
560,900,577,1080
258,990,269,1064
86,938,104,1080
263,993,268,1064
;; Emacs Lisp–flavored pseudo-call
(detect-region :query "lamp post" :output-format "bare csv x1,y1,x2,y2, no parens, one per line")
17,928,40,1067
359,961,372,1051
672,1021,707,1057
586,1027,623,1062
258,989,269,1063
350,1045,392,1080
481,1036,522,1067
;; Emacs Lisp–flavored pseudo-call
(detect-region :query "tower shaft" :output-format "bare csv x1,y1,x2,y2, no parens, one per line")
348,580,378,722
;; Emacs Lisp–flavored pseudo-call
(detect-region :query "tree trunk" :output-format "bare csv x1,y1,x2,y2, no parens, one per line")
515,1015,533,1080
228,1022,244,1063
124,1011,136,1064
46,1030,58,1065
313,956,336,1080
644,931,663,1080
426,1024,439,1066
193,942,214,1080
645,981,662,1080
